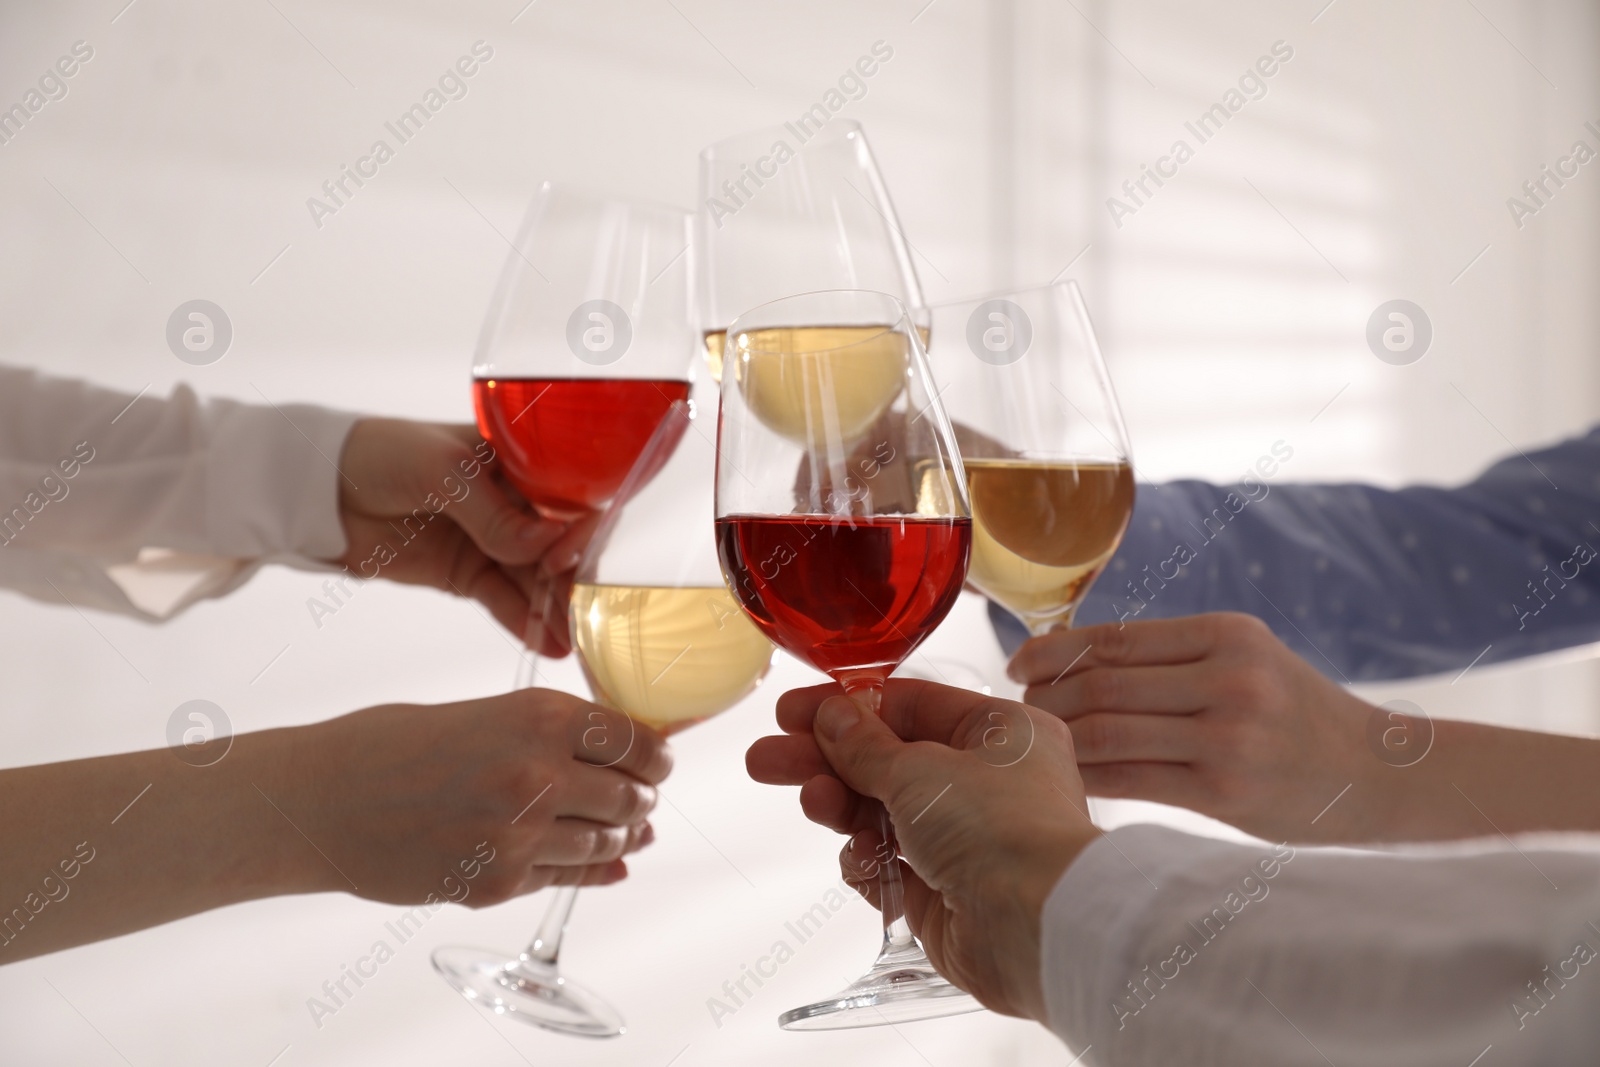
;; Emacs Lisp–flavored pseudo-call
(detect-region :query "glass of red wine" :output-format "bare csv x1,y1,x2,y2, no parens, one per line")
434,182,693,1038
713,289,982,1029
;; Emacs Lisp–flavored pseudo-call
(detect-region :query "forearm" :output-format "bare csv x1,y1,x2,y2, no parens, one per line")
1346,719,1600,843
1054,426,1600,682
0,728,323,962
1043,825,1600,1064
0,366,356,620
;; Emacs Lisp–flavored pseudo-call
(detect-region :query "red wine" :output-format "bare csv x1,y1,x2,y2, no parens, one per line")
473,378,690,518
715,514,971,690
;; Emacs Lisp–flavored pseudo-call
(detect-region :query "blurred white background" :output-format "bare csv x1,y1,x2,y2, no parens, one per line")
1,0,1597,1063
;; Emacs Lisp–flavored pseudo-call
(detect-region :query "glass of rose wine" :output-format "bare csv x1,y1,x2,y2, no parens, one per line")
433,395,773,1036
714,289,982,1029
471,181,694,525
924,281,1135,637
696,119,924,383
434,184,697,1036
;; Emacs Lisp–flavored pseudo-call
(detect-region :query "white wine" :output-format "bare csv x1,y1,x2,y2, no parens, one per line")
729,325,907,445
707,325,929,386
703,329,728,384
570,583,774,734
964,459,1134,633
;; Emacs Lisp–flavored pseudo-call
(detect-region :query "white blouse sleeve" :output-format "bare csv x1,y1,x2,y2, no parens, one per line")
0,365,358,619
1042,824,1600,1066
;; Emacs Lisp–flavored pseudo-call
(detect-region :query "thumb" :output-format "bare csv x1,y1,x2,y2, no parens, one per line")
814,695,912,804
449,469,562,565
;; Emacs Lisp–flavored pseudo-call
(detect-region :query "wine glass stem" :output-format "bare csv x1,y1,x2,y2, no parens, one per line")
842,682,920,961
514,593,572,967
875,805,919,960
522,884,579,965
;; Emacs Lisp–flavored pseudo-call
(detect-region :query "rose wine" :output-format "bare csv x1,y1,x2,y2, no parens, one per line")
570,584,773,735
727,326,907,445
715,514,971,690
963,459,1134,632
473,377,690,518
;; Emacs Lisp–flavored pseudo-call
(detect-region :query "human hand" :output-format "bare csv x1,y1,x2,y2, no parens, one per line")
1010,613,1374,842
747,680,1098,1020
335,418,600,655
275,688,672,905
790,410,1007,517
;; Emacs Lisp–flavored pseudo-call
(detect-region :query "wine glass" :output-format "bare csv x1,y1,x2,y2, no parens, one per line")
714,289,981,1029
923,281,1135,637
433,395,773,1036
696,119,924,382
434,184,697,1037
471,181,694,523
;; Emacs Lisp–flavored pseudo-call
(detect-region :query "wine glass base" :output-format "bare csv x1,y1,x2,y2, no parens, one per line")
431,945,625,1038
778,958,984,1030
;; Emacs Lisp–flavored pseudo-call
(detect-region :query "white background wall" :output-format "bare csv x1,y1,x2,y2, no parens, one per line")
0,1,1597,1064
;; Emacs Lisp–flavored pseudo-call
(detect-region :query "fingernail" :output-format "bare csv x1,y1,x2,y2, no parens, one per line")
519,520,545,541
640,823,655,847
1005,658,1025,684
818,696,862,742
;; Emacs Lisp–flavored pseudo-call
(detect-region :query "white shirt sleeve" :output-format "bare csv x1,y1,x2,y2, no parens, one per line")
0,366,359,619
1042,824,1600,1066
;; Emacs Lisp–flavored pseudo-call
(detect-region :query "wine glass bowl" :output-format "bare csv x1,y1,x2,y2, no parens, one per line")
928,281,1135,635
471,181,694,521
696,120,924,383
570,397,775,736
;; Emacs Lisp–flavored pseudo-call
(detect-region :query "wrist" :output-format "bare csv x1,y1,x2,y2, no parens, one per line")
222,725,340,899
1299,690,1396,844
1009,825,1101,1023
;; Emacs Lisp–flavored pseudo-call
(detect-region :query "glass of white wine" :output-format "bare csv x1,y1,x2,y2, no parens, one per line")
696,119,924,382
432,392,774,1036
924,280,1135,637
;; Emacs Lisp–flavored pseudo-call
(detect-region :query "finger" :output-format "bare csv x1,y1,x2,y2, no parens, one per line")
781,678,993,746
1007,616,1220,685
568,704,674,785
1068,712,1202,765
798,774,870,835
440,430,560,566
462,563,535,642
813,695,958,806
535,817,648,866
557,766,658,824
517,602,567,659
541,511,603,577
841,831,884,909
516,571,572,658
775,682,840,735
1079,761,1203,807
746,733,831,785
839,832,939,941
1026,663,1208,721
532,857,630,889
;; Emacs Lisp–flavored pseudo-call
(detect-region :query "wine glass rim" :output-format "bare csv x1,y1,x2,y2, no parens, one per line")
699,118,864,161
531,178,692,220
927,278,1087,310
726,288,911,355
